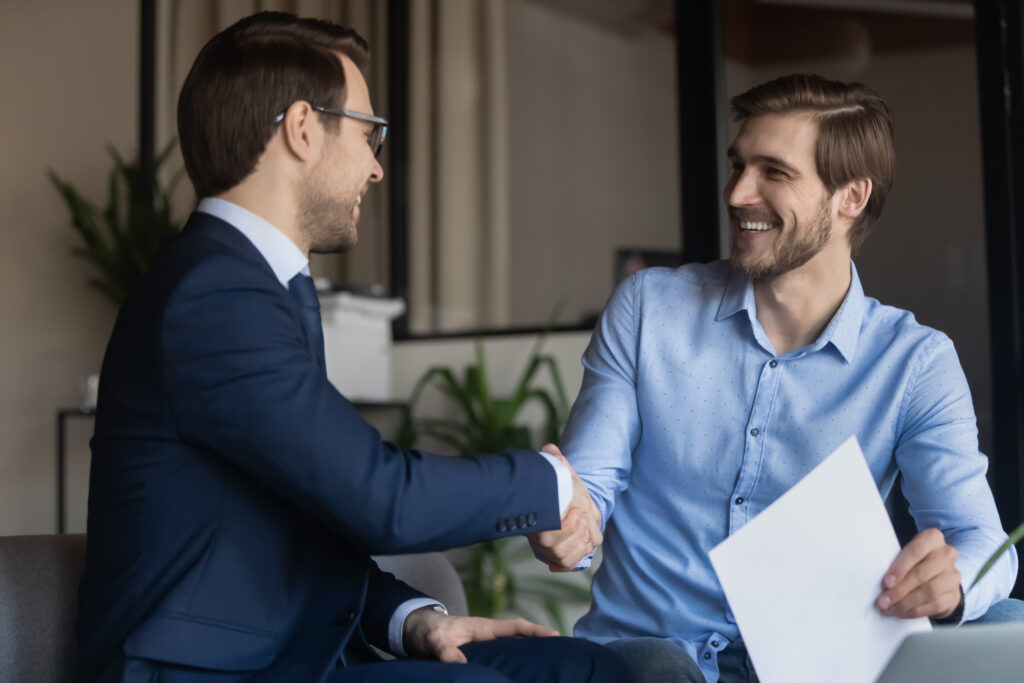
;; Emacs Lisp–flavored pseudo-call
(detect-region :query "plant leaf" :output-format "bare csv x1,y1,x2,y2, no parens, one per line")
517,575,594,603
970,521,1024,589
540,594,569,635
50,141,186,305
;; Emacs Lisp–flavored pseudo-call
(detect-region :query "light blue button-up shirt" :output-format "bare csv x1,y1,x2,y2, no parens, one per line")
565,260,1017,683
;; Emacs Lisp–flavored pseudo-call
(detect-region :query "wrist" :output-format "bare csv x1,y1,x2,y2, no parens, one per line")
931,587,965,625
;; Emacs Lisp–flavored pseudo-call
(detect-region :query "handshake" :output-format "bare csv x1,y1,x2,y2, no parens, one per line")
528,444,604,572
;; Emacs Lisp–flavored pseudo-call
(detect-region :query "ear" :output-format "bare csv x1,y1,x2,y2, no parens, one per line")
836,178,872,222
279,100,323,163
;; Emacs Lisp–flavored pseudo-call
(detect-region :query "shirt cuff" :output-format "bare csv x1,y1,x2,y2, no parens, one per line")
538,452,573,518
387,598,447,657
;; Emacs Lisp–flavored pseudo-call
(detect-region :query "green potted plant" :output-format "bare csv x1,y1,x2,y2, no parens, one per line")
397,336,592,633
48,140,186,305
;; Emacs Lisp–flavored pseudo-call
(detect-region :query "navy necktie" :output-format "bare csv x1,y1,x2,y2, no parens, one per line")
288,273,326,369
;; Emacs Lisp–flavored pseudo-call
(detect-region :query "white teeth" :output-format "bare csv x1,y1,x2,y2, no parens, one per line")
740,221,772,231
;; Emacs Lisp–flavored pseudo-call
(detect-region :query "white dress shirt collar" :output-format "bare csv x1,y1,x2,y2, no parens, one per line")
197,197,308,288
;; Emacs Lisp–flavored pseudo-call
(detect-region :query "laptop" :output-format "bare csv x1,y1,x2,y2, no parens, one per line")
875,623,1024,682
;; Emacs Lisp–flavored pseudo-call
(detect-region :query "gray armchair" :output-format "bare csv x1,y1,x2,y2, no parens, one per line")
0,534,85,682
0,534,467,683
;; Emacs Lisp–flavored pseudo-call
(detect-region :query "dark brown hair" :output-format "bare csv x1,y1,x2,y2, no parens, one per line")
177,11,369,198
731,74,895,252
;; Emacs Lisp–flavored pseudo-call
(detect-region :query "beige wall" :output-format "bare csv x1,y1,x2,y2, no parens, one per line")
506,0,680,328
1,0,136,534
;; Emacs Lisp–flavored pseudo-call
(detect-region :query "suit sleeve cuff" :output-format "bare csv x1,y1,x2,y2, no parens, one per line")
538,452,572,518
388,598,447,657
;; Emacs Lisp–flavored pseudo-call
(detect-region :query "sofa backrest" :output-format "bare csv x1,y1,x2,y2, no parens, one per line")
0,534,468,682
0,534,86,683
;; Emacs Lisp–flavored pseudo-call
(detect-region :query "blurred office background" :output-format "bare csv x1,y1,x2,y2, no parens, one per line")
2,0,1020,601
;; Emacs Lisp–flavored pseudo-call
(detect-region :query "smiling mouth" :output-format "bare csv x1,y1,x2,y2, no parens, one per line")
739,221,776,232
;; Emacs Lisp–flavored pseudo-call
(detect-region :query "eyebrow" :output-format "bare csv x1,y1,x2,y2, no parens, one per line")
727,147,801,176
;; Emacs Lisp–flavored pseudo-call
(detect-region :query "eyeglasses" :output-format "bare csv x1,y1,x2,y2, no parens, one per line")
273,105,389,157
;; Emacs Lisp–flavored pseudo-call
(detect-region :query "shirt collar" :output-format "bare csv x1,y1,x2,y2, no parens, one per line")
715,260,866,363
196,197,308,287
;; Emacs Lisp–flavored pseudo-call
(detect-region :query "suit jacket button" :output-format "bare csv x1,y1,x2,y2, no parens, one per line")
338,609,356,624
497,519,508,532
527,512,538,526
517,514,528,528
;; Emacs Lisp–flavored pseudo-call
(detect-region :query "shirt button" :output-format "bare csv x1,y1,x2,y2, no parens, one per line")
703,652,711,660
750,428,760,437
711,640,720,648
735,497,745,505
769,360,778,368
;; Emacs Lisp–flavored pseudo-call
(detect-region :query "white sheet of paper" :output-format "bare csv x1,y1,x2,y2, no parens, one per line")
708,435,931,683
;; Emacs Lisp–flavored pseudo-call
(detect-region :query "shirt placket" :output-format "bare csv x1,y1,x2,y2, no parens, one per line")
728,356,782,535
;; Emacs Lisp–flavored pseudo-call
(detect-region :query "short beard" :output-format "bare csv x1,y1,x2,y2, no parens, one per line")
298,186,358,255
730,200,832,281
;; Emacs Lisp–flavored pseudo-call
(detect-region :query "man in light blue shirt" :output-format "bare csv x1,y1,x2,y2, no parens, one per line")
529,74,1022,682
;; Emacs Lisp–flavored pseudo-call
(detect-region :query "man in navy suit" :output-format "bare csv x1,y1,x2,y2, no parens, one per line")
75,12,626,683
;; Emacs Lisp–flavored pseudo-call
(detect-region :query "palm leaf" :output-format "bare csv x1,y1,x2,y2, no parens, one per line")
540,594,569,635
522,388,564,445
518,575,594,603
49,140,186,305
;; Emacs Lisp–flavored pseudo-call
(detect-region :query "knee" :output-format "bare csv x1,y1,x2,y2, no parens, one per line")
605,637,702,683
972,598,1024,625
461,636,633,683
541,637,634,683
442,663,514,683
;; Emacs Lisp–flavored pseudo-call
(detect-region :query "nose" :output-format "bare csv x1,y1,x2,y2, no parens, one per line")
726,168,759,208
370,157,384,183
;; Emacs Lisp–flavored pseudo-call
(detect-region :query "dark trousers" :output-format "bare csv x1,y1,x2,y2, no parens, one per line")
328,636,633,683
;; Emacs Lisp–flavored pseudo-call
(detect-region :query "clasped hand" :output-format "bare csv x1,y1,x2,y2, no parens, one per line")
876,527,962,620
403,607,558,662
527,444,603,572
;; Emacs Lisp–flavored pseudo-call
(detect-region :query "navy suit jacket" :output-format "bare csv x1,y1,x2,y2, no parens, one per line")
75,212,561,682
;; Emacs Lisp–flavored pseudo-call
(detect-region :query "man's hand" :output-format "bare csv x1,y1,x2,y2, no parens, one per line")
876,528,963,620
402,607,558,662
527,444,603,572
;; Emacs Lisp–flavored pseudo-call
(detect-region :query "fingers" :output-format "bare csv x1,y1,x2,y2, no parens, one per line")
431,616,558,663
532,507,583,545
883,528,946,589
528,510,592,570
541,443,566,461
435,644,468,664
569,468,601,521
486,616,560,639
570,473,603,548
877,528,961,619
885,577,962,619
581,495,603,547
